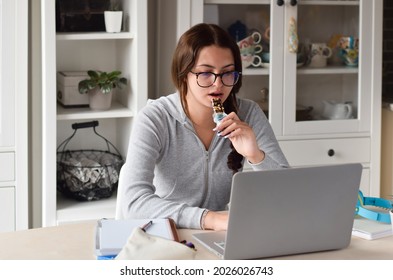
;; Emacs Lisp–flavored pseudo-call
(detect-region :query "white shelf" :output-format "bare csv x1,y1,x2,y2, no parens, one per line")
242,65,358,76
42,0,148,226
297,65,358,75
205,0,359,5
242,67,269,76
56,192,117,225
56,32,134,41
205,0,270,4
300,0,360,6
57,101,134,120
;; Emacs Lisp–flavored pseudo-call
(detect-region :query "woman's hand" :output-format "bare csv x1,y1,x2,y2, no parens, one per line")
214,112,265,164
203,211,228,231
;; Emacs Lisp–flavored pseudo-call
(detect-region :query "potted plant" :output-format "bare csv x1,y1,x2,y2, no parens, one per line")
78,70,127,110
104,0,123,33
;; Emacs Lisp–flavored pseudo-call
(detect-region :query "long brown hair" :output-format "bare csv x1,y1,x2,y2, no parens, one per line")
171,23,243,174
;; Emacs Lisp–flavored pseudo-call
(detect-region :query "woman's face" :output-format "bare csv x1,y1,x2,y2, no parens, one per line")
186,45,235,112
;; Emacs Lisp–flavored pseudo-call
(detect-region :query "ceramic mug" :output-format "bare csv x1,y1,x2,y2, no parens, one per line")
239,43,263,56
237,31,262,50
309,43,332,68
261,52,270,63
240,53,263,68
335,36,359,66
237,33,262,56
342,49,359,67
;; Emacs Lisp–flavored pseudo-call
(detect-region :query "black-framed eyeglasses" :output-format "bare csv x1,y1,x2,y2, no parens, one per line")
189,71,241,88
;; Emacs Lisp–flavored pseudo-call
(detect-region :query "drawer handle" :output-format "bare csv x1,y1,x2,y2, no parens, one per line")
290,0,298,6
327,149,335,157
277,0,284,6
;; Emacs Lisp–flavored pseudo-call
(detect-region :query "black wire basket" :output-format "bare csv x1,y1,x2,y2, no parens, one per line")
57,121,124,201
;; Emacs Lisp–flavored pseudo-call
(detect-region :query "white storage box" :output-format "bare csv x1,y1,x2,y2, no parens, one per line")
57,71,89,107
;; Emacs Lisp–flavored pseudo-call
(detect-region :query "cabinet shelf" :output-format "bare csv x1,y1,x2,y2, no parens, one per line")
57,192,117,224
297,66,358,75
57,101,134,120
56,32,134,41
242,67,269,76
300,0,360,6
205,0,269,4
242,65,357,76
205,0,359,5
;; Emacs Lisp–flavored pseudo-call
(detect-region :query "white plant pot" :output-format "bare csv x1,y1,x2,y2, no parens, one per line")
88,88,113,111
104,11,123,33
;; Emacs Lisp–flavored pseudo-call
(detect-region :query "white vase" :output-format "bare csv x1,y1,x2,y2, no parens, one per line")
88,88,113,111
104,11,123,33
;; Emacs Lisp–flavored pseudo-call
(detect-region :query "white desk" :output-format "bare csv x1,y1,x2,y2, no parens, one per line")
0,222,392,260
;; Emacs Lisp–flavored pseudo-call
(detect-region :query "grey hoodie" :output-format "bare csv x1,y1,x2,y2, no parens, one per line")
118,92,289,229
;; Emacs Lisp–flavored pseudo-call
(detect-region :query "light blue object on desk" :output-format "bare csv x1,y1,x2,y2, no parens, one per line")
97,255,117,260
355,190,393,224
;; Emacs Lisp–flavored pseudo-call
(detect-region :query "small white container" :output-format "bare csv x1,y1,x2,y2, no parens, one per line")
57,71,89,107
104,11,123,33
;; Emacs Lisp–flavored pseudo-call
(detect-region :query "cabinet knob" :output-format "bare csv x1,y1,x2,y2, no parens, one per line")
290,0,298,6
327,149,335,157
277,0,284,6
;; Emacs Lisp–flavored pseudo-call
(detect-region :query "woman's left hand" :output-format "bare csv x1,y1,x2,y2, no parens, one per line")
214,112,265,164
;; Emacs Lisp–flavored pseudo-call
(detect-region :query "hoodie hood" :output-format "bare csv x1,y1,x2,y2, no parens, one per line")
147,92,188,125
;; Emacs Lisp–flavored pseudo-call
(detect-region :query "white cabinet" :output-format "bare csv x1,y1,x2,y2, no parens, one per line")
0,153,15,182
174,0,382,196
42,0,148,226
0,0,15,148
0,0,28,232
0,187,15,232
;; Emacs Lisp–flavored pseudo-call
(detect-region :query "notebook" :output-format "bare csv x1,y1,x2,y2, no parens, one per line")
352,216,393,240
95,218,179,258
193,163,362,259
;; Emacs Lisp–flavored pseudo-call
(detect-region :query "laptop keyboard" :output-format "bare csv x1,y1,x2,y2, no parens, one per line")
214,241,225,250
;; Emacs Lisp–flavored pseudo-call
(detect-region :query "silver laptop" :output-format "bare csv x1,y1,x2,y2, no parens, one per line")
193,163,362,259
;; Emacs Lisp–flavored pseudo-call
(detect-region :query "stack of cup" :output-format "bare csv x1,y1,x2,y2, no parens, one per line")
237,32,263,68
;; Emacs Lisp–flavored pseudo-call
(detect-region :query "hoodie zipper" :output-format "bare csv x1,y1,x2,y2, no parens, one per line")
184,122,218,207
201,150,210,207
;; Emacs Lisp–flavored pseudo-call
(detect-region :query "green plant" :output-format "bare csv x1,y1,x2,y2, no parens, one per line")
78,70,127,95
108,0,121,11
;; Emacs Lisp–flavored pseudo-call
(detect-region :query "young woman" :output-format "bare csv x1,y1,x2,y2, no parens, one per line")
117,23,289,230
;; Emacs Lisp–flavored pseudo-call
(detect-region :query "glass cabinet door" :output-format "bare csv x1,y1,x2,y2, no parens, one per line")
196,0,372,137
202,0,284,134
282,0,371,135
